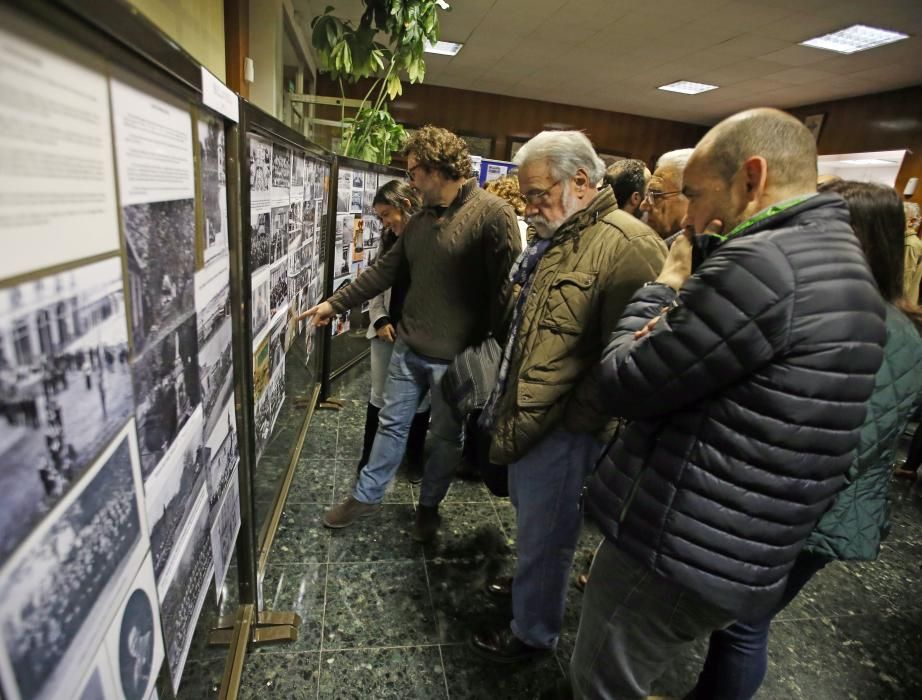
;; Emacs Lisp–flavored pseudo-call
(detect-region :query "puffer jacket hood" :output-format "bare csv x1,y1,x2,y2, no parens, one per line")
585,192,886,621
805,305,922,561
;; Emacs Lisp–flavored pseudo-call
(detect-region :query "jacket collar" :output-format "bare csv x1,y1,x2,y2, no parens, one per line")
551,188,618,241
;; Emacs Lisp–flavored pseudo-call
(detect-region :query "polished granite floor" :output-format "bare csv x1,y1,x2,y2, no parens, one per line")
176,363,922,699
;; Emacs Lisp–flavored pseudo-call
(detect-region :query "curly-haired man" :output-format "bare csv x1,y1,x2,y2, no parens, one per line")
302,125,522,542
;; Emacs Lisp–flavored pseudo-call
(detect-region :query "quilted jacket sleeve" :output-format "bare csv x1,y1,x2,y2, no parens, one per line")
598,236,795,419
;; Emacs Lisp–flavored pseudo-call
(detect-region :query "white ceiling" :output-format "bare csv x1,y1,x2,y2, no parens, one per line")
293,0,922,125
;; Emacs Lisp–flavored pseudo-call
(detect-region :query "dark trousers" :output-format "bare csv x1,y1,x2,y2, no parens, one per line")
686,550,829,700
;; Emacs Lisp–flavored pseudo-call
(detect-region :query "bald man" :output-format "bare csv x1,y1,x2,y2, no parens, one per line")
568,108,886,699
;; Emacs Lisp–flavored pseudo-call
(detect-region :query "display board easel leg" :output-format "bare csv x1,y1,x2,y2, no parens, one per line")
208,609,302,647
318,397,345,410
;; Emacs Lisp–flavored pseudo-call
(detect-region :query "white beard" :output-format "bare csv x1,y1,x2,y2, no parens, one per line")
526,187,582,239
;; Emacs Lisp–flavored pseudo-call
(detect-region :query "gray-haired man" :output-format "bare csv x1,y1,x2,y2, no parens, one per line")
640,148,694,239
471,131,667,663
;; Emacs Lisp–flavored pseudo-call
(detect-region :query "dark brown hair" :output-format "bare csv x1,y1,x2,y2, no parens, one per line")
373,178,421,215
822,179,922,331
403,125,472,181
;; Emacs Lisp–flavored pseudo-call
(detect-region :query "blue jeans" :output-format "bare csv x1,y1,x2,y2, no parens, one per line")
509,430,603,649
354,340,461,507
688,550,829,700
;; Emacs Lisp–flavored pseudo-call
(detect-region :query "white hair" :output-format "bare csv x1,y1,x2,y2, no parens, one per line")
655,148,694,174
513,130,606,185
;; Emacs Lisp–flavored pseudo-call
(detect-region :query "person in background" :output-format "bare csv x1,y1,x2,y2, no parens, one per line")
903,200,922,305
357,180,430,484
640,148,693,239
484,174,529,248
302,125,521,543
471,130,666,663
602,158,651,218
572,108,886,698
687,180,922,700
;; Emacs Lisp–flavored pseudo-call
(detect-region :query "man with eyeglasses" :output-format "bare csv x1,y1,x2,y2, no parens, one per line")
470,131,666,664
301,125,521,543
640,148,694,239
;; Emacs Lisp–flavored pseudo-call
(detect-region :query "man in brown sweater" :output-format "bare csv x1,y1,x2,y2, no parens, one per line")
301,126,521,542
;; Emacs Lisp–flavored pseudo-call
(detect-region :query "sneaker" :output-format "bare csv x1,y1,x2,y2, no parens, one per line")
322,496,379,529
411,504,441,543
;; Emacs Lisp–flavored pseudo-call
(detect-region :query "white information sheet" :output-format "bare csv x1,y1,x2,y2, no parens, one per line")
0,25,120,280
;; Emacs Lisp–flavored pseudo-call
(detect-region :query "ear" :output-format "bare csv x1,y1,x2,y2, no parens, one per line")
573,168,591,193
740,156,768,201
630,191,642,209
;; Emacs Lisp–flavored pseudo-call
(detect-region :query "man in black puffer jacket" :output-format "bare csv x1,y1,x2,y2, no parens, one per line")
569,108,886,699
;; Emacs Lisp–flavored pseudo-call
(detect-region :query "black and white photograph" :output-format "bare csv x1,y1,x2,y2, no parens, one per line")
0,257,133,561
249,210,270,271
291,153,304,189
334,213,353,277
270,143,291,190
210,465,240,600
302,197,316,244
247,135,271,207
131,313,200,479
362,180,376,215
351,170,364,191
269,261,288,318
269,205,288,264
288,201,302,248
269,314,286,376
250,268,270,340
204,398,238,507
104,555,163,700
0,426,146,700
265,364,286,436
336,168,352,213
123,199,196,357
349,188,363,214
253,391,270,458
157,487,213,693
144,406,205,579
194,259,233,434
198,115,227,266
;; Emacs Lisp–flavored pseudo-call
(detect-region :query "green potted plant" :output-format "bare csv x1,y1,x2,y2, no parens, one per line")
311,0,446,164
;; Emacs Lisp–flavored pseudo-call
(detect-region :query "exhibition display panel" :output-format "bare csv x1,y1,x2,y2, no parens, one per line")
326,157,405,383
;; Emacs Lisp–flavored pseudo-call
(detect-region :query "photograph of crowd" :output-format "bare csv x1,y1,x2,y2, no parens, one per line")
271,143,291,190
132,313,200,479
249,211,270,271
204,399,238,507
123,199,196,356
117,585,158,700
0,431,142,700
336,169,352,213
270,205,288,264
248,136,271,200
0,258,133,561
210,467,240,598
251,269,269,339
269,261,288,317
159,488,213,692
144,406,204,579
198,116,227,265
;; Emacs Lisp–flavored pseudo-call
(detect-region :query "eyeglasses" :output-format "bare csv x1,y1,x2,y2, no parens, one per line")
522,180,561,205
643,190,682,204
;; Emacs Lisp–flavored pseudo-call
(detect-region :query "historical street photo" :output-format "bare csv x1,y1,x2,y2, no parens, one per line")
334,214,353,277
269,313,286,377
291,153,305,189
269,260,288,318
288,200,302,248
271,143,291,190
131,313,200,478
362,179,376,215
250,267,270,340
210,464,240,600
194,259,233,434
269,205,289,264
204,397,238,507
198,115,227,265
103,554,164,700
336,168,352,213
249,210,270,271
0,426,146,700
144,406,204,580
349,188,363,214
158,487,213,693
0,257,133,561
247,135,271,208
123,198,196,356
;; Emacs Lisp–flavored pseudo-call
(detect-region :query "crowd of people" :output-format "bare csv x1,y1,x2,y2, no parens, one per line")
300,110,922,699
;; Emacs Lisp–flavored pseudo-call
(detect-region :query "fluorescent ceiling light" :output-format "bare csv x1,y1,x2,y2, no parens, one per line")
800,24,909,54
839,158,898,166
658,80,719,95
424,40,463,56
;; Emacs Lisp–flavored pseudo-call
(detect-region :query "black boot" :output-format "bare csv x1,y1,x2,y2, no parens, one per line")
405,409,430,484
356,403,380,476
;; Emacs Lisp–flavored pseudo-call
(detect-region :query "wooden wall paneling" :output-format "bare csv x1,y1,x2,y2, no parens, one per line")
224,0,249,98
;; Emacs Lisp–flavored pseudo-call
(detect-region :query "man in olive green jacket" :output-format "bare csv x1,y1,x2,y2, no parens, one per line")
471,131,667,663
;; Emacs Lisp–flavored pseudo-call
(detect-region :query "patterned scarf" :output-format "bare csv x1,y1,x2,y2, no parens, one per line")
480,235,553,430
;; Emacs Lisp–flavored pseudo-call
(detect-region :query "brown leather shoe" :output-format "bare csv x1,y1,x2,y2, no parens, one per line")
470,626,549,664
322,496,379,528
485,575,513,598
411,504,441,543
